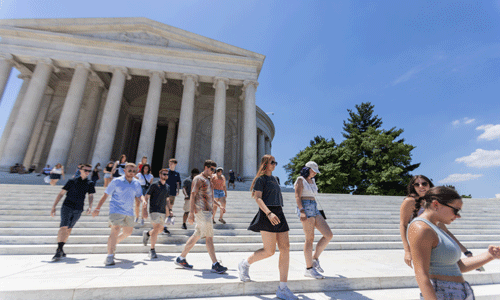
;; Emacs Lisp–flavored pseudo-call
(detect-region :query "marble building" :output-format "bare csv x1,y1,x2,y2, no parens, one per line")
0,18,274,178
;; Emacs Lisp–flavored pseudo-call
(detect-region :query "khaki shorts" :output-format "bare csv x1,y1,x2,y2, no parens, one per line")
108,213,135,227
183,198,190,212
194,210,214,238
150,212,166,224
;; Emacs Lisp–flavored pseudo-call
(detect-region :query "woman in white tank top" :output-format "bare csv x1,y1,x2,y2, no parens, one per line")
294,161,332,279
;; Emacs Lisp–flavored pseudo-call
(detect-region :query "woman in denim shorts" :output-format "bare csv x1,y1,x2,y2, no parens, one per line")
294,161,333,280
408,186,500,300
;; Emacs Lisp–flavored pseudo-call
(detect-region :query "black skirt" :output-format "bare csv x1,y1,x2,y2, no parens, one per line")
49,174,61,180
248,206,289,233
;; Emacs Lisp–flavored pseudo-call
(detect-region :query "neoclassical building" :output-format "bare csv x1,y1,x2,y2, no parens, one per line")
0,18,274,178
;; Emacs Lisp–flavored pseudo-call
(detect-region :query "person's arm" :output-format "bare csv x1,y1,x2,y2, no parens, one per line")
176,178,180,196
142,194,150,219
92,193,109,217
61,166,65,179
222,175,227,197
188,179,199,224
400,197,416,267
111,161,118,174
253,190,279,225
458,246,500,273
182,182,188,198
134,173,140,180
408,222,439,300
50,189,68,217
86,194,94,214
295,178,306,221
437,222,469,254
148,175,153,185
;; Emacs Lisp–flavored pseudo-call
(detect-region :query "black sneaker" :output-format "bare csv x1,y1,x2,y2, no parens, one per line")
163,227,170,235
211,262,228,274
52,249,63,262
182,223,187,230
175,256,193,269
149,249,158,259
61,249,66,257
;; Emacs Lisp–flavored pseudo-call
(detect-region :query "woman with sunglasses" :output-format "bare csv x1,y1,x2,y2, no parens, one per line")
408,186,500,299
294,161,332,279
135,164,153,225
400,175,470,268
238,155,298,300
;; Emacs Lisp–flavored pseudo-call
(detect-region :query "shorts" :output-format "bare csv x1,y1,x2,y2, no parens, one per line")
60,206,83,228
108,213,135,227
183,198,190,212
420,279,475,300
194,210,214,238
150,212,166,224
296,200,321,218
50,174,61,180
229,179,235,184
214,189,225,198
104,173,112,179
141,185,149,196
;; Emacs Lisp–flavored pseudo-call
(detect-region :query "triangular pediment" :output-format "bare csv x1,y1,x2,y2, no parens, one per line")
0,17,265,60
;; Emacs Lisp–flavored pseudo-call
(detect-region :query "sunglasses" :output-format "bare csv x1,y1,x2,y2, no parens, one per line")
270,161,278,166
441,203,461,216
126,169,136,173
82,169,92,173
413,182,429,188
210,168,216,172
161,173,168,176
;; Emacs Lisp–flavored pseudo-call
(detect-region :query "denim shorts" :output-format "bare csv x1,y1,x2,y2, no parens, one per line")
214,189,225,198
296,200,321,218
60,205,83,228
420,279,475,300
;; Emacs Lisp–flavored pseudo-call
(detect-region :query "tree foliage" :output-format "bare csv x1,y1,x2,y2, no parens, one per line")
285,102,420,196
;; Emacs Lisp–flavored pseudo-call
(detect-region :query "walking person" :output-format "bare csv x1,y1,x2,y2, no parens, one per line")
103,161,114,187
111,154,127,178
50,164,95,261
135,164,153,225
238,155,298,300
212,167,227,224
49,163,65,186
92,163,144,266
181,168,200,230
91,163,101,183
73,163,83,178
400,175,471,268
294,161,332,279
408,186,500,299
164,158,181,233
228,169,236,190
142,169,171,259
174,160,228,274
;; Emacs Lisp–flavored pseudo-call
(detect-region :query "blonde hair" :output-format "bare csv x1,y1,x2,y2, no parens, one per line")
250,154,274,196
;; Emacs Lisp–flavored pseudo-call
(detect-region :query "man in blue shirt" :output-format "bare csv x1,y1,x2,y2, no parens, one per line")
50,164,95,261
92,163,144,266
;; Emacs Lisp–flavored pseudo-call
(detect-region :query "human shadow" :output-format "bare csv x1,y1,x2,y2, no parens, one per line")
144,254,175,262
46,257,86,264
190,268,238,280
86,258,147,269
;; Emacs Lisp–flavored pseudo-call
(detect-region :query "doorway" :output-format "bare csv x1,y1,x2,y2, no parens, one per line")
151,126,168,176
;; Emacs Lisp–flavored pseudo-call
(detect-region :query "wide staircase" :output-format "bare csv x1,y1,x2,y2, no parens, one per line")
1,183,500,299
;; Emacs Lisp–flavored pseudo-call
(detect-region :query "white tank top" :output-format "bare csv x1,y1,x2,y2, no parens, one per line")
294,176,318,199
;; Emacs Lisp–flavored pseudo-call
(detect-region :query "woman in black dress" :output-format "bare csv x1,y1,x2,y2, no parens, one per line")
237,155,297,300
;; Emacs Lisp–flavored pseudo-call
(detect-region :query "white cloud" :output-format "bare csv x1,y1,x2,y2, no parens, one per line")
496,194,500,199
452,117,475,126
391,65,427,86
439,173,483,183
476,124,500,141
455,149,500,168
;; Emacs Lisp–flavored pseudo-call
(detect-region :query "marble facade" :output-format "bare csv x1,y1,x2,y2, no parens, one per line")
0,18,274,178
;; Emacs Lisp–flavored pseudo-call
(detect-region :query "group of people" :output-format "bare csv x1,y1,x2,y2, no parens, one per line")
47,153,500,300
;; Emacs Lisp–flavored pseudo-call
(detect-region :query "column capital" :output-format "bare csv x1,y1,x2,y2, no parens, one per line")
17,72,32,80
149,70,167,83
37,58,59,72
213,77,229,90
112,66,132,80
70,62,92,70
0,53,14,63
182,74,199,87
242,80,259,91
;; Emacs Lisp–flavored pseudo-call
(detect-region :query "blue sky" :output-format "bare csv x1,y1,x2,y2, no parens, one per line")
0,0,499,198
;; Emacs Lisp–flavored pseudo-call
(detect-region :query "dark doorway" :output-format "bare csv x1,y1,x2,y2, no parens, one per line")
151,126,168,176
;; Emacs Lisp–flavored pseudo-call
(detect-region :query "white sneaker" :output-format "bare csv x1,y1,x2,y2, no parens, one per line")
276,286,298,300
304,267,324,279
104,255,115,266
312,258,324,273
238,260,251,282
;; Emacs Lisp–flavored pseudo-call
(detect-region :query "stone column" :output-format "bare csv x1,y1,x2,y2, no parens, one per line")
91,67,130,167
210,77,229,168
46,63,91,167
175,74,198,177
23,88,54,167
0,73,31,158
258,130,266,161
242,80,258,179
265,137,271,155
0,59,54,169
136,71,165,164
0,54,14,106
163,119,177,167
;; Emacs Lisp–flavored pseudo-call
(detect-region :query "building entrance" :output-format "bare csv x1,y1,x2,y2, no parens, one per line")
151,126,168,176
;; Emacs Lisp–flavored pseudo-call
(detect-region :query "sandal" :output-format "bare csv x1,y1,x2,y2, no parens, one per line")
218,218,226,224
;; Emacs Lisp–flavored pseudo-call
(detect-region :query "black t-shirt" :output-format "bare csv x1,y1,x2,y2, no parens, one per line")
166,169,181,193
147,181,170,213
62,177,96,210
253,175,283,207
183,178,193,198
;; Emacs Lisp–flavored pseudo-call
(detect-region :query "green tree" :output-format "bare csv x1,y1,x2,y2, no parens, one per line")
342,102,383,139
